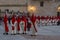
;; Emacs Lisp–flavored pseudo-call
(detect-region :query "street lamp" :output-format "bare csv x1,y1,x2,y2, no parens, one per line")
58,6,60,12
28,6,36,13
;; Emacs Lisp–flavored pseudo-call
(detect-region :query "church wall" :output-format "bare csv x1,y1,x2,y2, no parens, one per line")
28,0,60,16
0,0,60,16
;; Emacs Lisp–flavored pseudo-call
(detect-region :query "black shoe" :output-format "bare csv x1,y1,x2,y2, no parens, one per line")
3,33,6,35
11,34,13,35
24,33,27,34
11,34,16,35
31,35,36,36
6,33,8,35
17,33,20,34
22,33,24,34
3,33,8,35
13,34,16,35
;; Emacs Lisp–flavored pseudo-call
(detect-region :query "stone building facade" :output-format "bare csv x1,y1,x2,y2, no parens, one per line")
0,0,60,16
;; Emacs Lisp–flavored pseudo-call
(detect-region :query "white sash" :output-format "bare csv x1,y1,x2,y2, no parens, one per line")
19,21,25,33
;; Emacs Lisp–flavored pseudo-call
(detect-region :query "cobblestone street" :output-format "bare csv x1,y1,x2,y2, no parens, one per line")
0,24,60,40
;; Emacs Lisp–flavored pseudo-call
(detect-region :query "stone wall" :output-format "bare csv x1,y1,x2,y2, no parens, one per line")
0,0,60,16
28,0,60,16
0,0,27,12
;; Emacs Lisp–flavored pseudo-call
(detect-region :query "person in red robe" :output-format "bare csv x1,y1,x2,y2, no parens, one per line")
3,14,9,35
27,17,31,32
22,16,27,34
30,14,37,36
16,16,20,34
36,16,40,26
45,16,49,26
11,15,17,35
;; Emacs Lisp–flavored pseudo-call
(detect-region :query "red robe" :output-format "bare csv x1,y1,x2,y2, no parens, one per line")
48,16,51,22
17,16,20,31
37,16,40,21
45,16,49,20
11,15,16,30
4,15,9,32
22,16,27,32
31,14,37,32
40,16,45,20
55,16,57,20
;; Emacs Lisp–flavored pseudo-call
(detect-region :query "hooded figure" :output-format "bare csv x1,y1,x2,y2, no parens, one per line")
40,16,45,26
48,16,52,26
11,15,17,35
36,16,40,27
30,14,37,36
16,16,21,34
21,16,27,34
27,18,31,31
44,16,49,26
3,14,9,35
